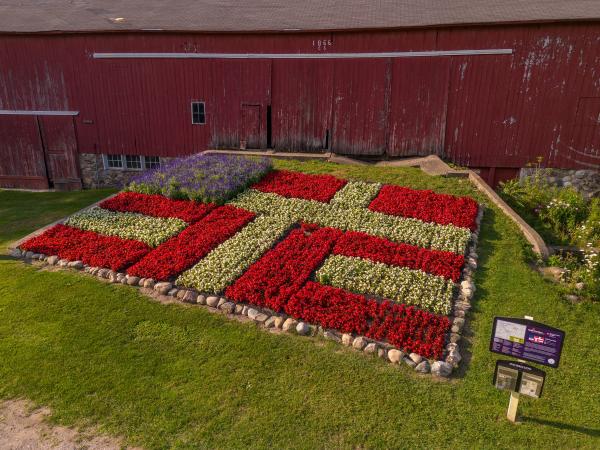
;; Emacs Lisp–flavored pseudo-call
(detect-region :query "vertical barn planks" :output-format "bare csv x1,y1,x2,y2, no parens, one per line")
271,59,334,151
331,59,389,156
1,23,599,189
0,115,49,188
387,57,451,157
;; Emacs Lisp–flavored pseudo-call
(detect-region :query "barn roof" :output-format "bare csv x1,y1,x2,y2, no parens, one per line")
1,0,599,34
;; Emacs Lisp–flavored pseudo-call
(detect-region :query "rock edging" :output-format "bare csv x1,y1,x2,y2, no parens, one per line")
8,204,483,380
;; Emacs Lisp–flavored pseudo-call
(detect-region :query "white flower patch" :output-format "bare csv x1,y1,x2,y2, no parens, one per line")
176,215,295,293
65,206,187,247
316,255,454,315
330,181,382,208
229,189,471,254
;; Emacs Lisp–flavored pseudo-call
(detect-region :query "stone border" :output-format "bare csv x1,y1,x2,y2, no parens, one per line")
8,202,483,379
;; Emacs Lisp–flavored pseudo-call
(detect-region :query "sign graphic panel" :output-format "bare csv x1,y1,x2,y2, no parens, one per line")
490,317,565,368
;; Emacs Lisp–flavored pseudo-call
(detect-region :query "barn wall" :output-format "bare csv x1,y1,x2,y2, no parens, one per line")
0,22,599,188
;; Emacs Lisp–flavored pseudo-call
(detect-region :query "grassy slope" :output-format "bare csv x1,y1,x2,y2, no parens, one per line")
0,163,598,449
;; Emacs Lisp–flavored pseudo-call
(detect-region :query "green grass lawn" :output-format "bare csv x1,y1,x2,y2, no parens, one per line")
0,161,599,449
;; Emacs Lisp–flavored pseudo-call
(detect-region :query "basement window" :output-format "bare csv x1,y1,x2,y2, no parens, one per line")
103,154,161,171
144,156,160,169
106,154,123,169
125,155,143,170
191,101,206,125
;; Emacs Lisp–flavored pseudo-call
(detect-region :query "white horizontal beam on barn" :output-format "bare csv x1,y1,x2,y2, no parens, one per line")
93,49,513,59
0,110,79,116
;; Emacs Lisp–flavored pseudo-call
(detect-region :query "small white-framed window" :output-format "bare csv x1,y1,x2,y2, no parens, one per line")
125,155,142,170
191,101,205,125
103,154,160,171
106,154,123,169
144,156,160,169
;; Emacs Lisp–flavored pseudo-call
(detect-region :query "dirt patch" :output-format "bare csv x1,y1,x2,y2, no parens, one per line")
0,399,138,450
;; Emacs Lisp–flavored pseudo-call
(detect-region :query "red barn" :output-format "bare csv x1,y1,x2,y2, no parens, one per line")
0,0,599,189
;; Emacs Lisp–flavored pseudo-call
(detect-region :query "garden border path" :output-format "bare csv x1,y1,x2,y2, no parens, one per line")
0,399,138,450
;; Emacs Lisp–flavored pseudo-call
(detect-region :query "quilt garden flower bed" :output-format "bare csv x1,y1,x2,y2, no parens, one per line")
14,153,482,377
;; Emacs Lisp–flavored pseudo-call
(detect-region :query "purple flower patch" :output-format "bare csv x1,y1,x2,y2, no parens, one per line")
127,153,272,204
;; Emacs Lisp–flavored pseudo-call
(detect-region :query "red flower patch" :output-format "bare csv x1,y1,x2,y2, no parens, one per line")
126,205,255,281
100,192,215,223
252,170,347,203
369,185,479,230
286,282,450,359
333,231,464,282
19,224,150,271
225,224,342,311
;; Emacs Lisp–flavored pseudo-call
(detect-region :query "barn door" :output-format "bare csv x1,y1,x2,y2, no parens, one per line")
387,57,450,157
38,116,82,190
271,59,334,151
240,104,261,149
331,59,389,156
0,115,49,189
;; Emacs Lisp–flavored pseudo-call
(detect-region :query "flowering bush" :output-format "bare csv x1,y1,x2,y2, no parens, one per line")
127,206,255,280
252,170,347,202
176,215,295,293
540,189,588,243
315,255,454,314
369,185,479,230
65,207,186,247
286,282,450,359
333,231,464,282
127,153,272,204
225,224,342,311
19,224,150,271
100,192,215,223
229,189,471,253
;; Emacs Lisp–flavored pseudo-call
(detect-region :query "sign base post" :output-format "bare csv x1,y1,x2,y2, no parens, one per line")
507,391,520,423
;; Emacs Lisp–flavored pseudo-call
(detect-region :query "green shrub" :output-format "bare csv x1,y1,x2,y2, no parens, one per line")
547,250,599,301
539,188,587,242
499,175,552,211
575,198,600,247
499,172,599,248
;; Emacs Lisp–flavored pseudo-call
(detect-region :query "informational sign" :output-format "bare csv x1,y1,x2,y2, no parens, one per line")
490,317,565,368
493,360,546,398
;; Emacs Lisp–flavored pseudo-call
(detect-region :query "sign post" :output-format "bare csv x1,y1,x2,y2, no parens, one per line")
507,391,520,423
490,315,562,423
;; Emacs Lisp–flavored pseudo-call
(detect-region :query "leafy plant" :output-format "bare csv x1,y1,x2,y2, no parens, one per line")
539,188,587,241
575,198,600,247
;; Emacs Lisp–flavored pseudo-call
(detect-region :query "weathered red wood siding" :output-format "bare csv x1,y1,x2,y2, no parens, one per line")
0,115,49,188
0,22,599,189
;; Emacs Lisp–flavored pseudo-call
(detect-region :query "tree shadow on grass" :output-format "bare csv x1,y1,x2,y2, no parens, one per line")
521,416,600,438
452,207,501,379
